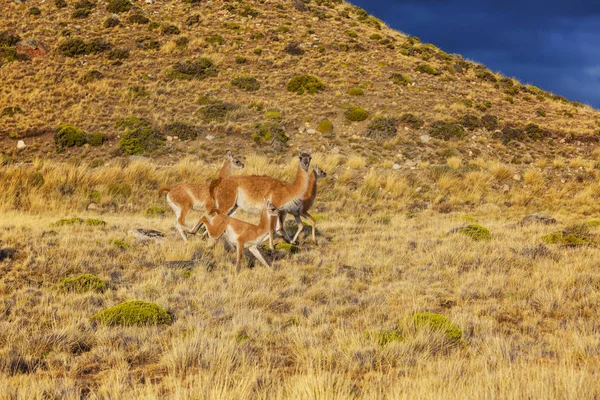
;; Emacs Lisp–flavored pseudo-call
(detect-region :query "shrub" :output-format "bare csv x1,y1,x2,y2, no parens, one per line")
284,41,305,55
174,36,189,48
415,64,440,75
55,0,67,8
459,114,480,130
264,110,282,120
273,242,299,253
493,125,525,144
348,87,364,96
252,122,288,145
79,70,103,84
110,238,130,249
58,38,88,57
287,75,324,95
199,100,236,123
481,114,498,130
145,206,166,217
162,25,180,35
364,117,397,139
345,107,369,122
474,66,497,83
107,183,132,198
71,8,91,18
390,73,411,86
136,36,160,50
542,232,593,247
115,117,165,155
129,13,149,24
231,76,260,92
453,224,491,241
276,25,290,33
107,48,129,60
316,119,333,134
376,328,404,346
52,217,84,227
185,14,201,26
58,274,107,293
107,0,131,13
205,34,224,45
239,6,259,18
104,17,120,28
86,132,105,146
168,57,217,80
1,106,23,118
28,7,42,16
55,124,87,148
429,120,465,140
86,38,111,54
235,56,247,64
90,300,172,326
525,123,544,140
162,121,201,140
400,113,424,129
412,312,462,344
0,32,21,47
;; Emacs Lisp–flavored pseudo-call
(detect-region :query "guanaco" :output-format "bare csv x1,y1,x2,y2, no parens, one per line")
212,150,312,242
280,164,327,245
158,151,244,241
190,199,280,272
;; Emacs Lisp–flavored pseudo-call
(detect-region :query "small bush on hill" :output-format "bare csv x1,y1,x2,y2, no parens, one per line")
235,56,247,64
205,34,224,45
90,300,172,326
103,17,120,28
231,76,260,92
252,122,289,145
474,66,497,83
80,69,103,83
185,14,201,26
390,73,411,86
316,119,333,134
107,48,129,60
239,6,259,18
453,224,491,241
58,274,106,293
129,14,150,24
364,117,397,139
86,132,105,146
348,87,364,96
168,57,217,80
400,113,424,129
1,106,23,118
115,117,165,155
145,206,166,217
0,32,21,47
58,38,87,56
106,0,131,13
55,124,87,148
524,123,544,140
412,312,463,344
429,121,465,140
459,114,480,130
136,36,160,50
415,64,440,75
264,110,282,120
287,75,324,95
481,114,498,130
492,125,525,144
28,7,42,16
162,25,180,35
284,41,305,55
71,8,90,18
198,98,236,123
55,0,67,8
345,106,369,122
162,121,201,140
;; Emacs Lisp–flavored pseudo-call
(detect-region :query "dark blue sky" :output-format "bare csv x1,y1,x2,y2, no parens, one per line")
352,0,600,109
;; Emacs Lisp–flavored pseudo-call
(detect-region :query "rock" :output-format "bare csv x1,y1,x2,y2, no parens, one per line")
87,203,99,211
17,140,26,149
0,248,18,261
512,174,521,181
419,134,431,143
16,39,48,58
205,134,215,141
405,160,417,167
519,214,557,226
145,0,153,3
128,228,166,242
501,184,510,193
166,136,173,142
393,163,401,170
306,128,317,134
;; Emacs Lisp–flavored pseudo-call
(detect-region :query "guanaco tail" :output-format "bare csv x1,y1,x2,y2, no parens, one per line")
212,150,312,242
158,151,244,241
279,164,327,245
190,199,279,272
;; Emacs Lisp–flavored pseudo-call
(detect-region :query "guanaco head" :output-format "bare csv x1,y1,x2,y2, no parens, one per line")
313,163,327,179
264,198,280,217
297,149,312,172
226,150,245,169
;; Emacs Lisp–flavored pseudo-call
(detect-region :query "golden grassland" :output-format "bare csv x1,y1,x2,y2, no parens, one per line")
2,155,600,398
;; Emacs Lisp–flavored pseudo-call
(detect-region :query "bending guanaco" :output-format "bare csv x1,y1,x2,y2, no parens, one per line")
280,164,327,245
212,150,312,242
190,199,279,272
158,151,244,241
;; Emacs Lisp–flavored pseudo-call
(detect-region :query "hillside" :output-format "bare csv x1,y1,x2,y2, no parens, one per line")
3,1,600,399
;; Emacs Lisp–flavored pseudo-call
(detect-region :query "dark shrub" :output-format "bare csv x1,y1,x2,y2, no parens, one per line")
400,113,424,129
55,125,87,148
58,38,88,56
107,48,129,60
104,17,120,28
364,117,398,139
415,64,440,75
429,121,465,140
162,121,201,140
128,14,149,24
252,122,288,145
284,41,305,55
459,114,480,130
80,69,103,83
200,100,236,123
474,66,497,83
28,7,42,16
287,75,324,95
493,125,525,144
86,132,105,146
55,0,68,8
58,274,106,293
348,87,364,96
136,36,160,50
1,106,23,117
174,37,189,47
239,6,259,18
481,114,498,130
116,117,165,155
525,123,544,140
390,73,411,86
71,8,91,18
0,32,21,47
235,56,247,64
107,0,131,13
205,34,224,45
85,38,111,54
185,14,201,26
345,107,369,122
162,25,181,35
168,57,217,80
231,76,260,92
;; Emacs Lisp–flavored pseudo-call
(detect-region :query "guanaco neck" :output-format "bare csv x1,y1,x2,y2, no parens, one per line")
304,170,318,201
286,164,310,200
218,159,233,179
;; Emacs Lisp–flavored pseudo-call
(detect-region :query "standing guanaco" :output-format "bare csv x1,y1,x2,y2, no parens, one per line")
279,164,327,245
190,199,280,272
158,151,244,241
212,150,312,242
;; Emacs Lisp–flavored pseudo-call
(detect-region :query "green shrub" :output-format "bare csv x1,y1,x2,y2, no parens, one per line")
231,76,260,92
475,101,492,111
162,25,180,35
376,329,404,346
252,122,288,145
205,34,224,45
390,73,411,86
459,114,480,130
58,274,107,293
0,47,29,63
239,6,259,18
345,29,358,38
185,14,201,26
104,17,120,28
524,123,544,140
85,218,106,226
492,125,525,144
55,0,67,8
58,38,88,56
71,8,90,18
52,217,85,227
287,75,324,95
345,106,369,122
481,114,498,130
364,117,397,139
174,36,189,48
542,232,592,247
115,117,165,155
415,64,440,75
107,48,129,60
1,106,23,118
163,121,201,140
348,87,364,96
199,99,236,123
474,66,497,83
428,121,465,140
264,110,282,120
136,36,160,50
235,56,247,64
86,38,111,54
55,124,87,148
412,312,462,344
80,70,103,84
284,42,305,56
107,182,132,198
316,119,333,134
400,113,424,129
86,132,105,146
167,57,217,80
145,206,166,217
110,238,130,249
90,300,171,326
369,33,382,41
0,32,21,47
276,25,290,33
454,224,491,241
106,0,131,13
129,13,150,24
28,7,42,16
273,242,299,253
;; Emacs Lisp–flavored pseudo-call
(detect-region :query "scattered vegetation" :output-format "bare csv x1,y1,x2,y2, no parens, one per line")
348,87,364,96
145,206,166,217
167,57,217,80
287,75,325,95
412,312,463,344
205,34,224,46
459,114,480,130
128,13,150,25
345,106,369,122
104,17,120,28
90,300,172,326
452,224,491,241
115,117,165,155
481,114,498,131
162,121,201,140
316,119,333,135
58,38,110,57
198,97,237,123
106,0,131,13
415,64,440,75
252,122,288,145
400,113,424,129
390,73,411,86
231,76,260,92
429,121,465,140
58,274,107,293
54,124,87,149
364,117,397,139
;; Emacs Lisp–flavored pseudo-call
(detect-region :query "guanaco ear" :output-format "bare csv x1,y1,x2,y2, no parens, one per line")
297,149,303,157
307,149,312,155
226,150,232,159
